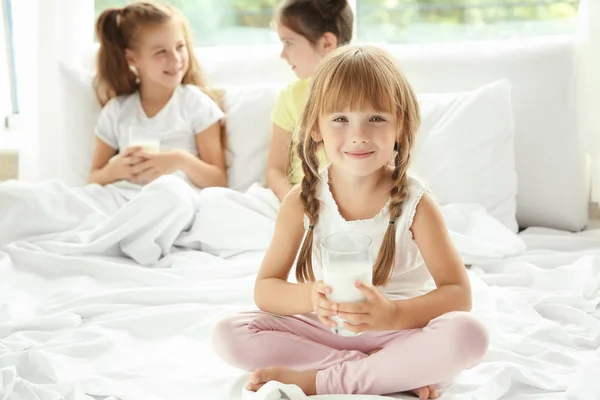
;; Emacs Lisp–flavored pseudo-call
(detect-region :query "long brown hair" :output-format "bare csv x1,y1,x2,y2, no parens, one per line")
295,45,420,286
276,0,353,45
94,2,225,145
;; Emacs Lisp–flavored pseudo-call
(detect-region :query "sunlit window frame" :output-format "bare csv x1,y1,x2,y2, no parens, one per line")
92,0,579,46
3,0,18,116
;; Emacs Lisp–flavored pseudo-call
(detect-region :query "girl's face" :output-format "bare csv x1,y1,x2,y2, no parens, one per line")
317,104,398,177
126,19,189,90
276,23,323,80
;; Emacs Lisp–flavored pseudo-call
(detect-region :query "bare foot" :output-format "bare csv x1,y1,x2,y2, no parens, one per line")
367,348,382,356
410,385,440,400
246,366,318,395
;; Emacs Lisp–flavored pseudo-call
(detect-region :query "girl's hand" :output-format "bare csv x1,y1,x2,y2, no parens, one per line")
133,150,184,184
311,281,338,328
106,146,142,182
334,281,398,333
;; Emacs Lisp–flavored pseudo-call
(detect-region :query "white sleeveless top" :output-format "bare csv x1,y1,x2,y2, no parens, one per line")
305,166,436,301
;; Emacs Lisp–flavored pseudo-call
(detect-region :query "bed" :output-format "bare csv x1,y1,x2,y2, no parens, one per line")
1,36,599,400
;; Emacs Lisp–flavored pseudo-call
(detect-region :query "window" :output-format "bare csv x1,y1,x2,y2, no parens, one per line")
357,0,580,43
94,0,580,46
94,0,279,46
2,0,18,118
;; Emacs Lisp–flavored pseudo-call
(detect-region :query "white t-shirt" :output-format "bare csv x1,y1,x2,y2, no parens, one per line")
95,84,224,156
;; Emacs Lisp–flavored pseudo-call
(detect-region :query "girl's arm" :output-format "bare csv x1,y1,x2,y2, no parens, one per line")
90,99,140,186
88,137,135,185
178,121,227,188
392,193,472,330
266,124,293,201
254,186,314,315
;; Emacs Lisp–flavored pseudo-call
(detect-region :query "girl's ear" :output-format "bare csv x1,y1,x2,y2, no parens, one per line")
310,128,323,143
318,32,338,55
125,48,137,68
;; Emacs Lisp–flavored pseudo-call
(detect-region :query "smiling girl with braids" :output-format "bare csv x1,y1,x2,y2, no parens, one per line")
212,45,489,399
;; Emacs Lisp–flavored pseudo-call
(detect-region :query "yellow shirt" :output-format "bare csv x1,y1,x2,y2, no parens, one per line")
271,79,328,185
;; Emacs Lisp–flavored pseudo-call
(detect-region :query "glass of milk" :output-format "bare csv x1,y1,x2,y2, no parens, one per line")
128,126,160,153
321,232,373,337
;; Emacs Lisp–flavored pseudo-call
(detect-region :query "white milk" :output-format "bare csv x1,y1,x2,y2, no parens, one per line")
131,140,160,153
322,261,372,336
322,261,372,303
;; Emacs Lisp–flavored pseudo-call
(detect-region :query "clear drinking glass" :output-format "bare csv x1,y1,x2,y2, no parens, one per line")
321,232,373,337
128,126,160,153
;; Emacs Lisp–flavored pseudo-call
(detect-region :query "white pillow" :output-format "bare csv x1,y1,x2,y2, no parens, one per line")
59,63,101,187
222,84,283,191
413,80,518,232
58,66,517,230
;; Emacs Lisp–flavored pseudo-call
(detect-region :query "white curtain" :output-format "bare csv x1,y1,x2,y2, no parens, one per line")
577,0,600,203
16,0,94,181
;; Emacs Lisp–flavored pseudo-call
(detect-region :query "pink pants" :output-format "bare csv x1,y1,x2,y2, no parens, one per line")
212,310,489,395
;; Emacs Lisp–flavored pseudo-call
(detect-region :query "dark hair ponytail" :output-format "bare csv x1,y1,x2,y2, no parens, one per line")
313,0,348,18
277,0,353,46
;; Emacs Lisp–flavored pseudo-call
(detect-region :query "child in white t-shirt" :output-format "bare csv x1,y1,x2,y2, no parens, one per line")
89,2,226,189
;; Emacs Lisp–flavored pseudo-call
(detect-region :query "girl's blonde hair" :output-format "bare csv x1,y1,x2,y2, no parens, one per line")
94,1,225,145
295,45,420,286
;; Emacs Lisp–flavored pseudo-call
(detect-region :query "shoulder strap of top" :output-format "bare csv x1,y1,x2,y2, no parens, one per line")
398,175,433,233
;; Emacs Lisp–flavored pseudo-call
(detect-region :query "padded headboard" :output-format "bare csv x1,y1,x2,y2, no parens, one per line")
391,38,588,232
82,37,589,231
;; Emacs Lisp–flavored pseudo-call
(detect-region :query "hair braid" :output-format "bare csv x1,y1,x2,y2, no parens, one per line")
372,124,413,286
295,138,321,283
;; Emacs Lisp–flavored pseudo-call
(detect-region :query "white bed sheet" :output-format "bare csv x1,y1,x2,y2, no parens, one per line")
0,178,599,400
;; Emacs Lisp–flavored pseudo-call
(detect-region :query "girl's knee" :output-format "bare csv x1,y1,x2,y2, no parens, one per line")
212,313,267,371
457,313,490,364
443,312,490,366
212,315,245,362
147,175,191,195
147,174,184,188
212,312,282,371
146,176,196,208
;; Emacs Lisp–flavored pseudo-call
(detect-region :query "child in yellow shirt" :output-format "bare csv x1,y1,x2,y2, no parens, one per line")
267,0,354,201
